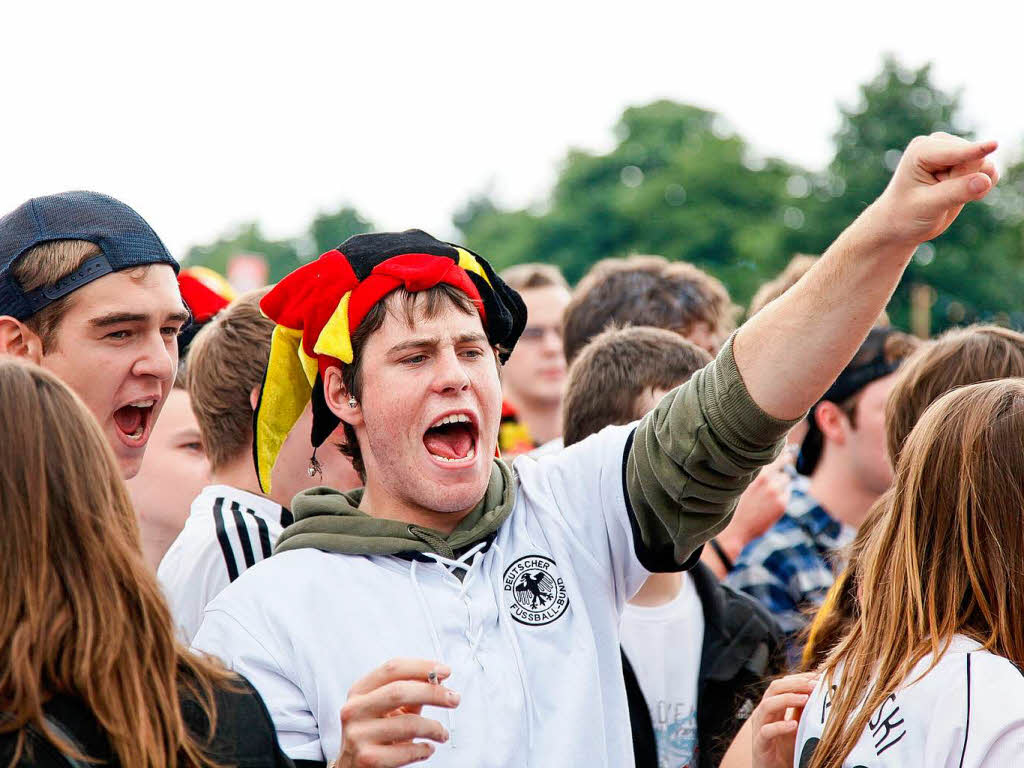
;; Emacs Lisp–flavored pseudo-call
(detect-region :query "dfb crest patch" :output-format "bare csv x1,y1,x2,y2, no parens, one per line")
502,555,569,626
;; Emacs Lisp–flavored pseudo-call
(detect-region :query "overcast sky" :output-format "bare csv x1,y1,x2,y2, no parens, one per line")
3,0,1021,258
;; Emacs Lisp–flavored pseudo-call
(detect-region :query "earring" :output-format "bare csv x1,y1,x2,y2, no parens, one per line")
307,449,323,479
348,396,357,408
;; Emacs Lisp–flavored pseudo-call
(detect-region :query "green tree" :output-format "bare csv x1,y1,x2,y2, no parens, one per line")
182,222,302,284
184,205,376,284
456,101,800,302
310,206,374,255
789,56,1024,330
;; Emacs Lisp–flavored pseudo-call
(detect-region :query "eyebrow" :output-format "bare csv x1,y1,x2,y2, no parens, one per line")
89,309,191,328
387,332,489,356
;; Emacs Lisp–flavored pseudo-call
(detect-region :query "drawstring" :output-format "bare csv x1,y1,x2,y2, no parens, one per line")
420,543,488,663
491,541,536,758
410,558,455,746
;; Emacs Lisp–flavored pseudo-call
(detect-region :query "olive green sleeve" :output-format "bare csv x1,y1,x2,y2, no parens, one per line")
625,335,803,570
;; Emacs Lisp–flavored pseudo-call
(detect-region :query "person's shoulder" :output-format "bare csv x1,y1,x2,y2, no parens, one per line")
180,672,289,767
732,514,816,573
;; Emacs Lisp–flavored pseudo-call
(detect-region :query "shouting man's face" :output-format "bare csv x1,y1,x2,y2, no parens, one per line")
336,293,502,527
38,265,188,478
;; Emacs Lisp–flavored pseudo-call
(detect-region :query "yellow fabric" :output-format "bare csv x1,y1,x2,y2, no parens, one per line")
298,344,319,387
802,569,847,668
456,248,492,288
183,265,237,301
255,326,311,493
313,291,354,364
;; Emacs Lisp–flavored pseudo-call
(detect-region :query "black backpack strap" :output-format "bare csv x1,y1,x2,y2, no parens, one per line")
621,647,659,768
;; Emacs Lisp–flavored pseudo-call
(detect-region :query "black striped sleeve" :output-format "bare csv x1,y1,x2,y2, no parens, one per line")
213,497,240,582
250,509,273,560
230,501,257,569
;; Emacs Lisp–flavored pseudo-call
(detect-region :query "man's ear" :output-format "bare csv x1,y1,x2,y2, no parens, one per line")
0,316,44,363
814,401,848,445
324,365,363,429
250,386,261,412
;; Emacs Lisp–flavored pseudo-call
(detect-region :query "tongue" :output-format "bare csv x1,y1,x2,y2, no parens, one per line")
113,406,144,435
424,424,474,461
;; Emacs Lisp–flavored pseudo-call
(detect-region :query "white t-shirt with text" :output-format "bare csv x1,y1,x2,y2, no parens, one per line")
620,574,705,768
795,635,1024,767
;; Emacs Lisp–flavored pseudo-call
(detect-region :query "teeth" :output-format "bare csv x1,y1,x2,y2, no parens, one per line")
430,444,477,463
429,413,471,429
129,425,145,440
129,399,156,409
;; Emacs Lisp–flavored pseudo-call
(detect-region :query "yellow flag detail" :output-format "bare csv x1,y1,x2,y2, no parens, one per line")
456,248,492,288
255,326,311,493
314,291,354,364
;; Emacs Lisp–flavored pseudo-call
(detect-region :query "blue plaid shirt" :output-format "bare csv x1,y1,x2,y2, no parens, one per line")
725,478,855,639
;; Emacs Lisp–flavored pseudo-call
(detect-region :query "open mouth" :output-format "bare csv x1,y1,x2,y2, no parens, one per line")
112,399,156,444
423,412,479,464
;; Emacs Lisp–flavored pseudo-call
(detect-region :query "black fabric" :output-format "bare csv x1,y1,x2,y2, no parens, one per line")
623,562,786,768
0,191,178,321
337,229,458,280
622,649,659,768
620,430,704,573
797,326,903,475
0,674,293,767
310,373,340,451
465,253,528,364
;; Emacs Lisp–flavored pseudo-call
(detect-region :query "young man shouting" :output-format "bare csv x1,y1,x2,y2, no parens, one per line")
0,191,188,478
192,134,998,767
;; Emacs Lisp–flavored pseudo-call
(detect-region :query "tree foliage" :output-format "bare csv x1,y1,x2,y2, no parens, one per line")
456,57,1024,331
183,206,374,284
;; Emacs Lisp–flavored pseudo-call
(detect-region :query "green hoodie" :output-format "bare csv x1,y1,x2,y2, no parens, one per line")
275,337,799,564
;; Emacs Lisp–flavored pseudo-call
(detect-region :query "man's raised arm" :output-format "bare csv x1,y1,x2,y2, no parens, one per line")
626,134,998,570
735,133,997,420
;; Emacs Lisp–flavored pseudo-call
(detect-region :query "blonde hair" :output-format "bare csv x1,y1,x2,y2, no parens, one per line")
186,288,273,471
499,263,569,292
10,239,101,350
809,379,1024,768
0,358,232,767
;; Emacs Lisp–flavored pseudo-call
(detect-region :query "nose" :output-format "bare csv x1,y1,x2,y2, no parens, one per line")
132,329,177,383
432,347,471,395
540,327,563,356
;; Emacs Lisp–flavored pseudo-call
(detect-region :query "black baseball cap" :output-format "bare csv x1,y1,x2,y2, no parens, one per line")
797,327,905,475
0,191,179,321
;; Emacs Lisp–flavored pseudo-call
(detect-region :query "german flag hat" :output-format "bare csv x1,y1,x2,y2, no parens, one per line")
254,229,526,492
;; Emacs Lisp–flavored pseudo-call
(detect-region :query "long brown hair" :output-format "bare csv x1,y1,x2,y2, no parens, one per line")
0,359,232,767
800,325,1024,673
809,378,1024,768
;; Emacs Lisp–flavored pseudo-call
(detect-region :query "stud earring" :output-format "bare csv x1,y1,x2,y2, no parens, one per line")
348,396,357,408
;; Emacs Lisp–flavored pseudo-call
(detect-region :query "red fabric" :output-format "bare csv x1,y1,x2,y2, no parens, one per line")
178,273,231,323
260,249,489,374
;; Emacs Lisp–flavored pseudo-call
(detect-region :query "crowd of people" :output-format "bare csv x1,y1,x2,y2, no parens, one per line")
0,133,1020,768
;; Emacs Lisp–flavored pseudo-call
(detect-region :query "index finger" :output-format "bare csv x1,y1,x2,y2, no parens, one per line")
915,137,997,170
350,658,451,696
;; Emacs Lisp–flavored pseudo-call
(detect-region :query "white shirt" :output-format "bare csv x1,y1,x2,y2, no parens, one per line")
158,484,290,643
795,635,1024,767
620,574,705,768
192,425,653,767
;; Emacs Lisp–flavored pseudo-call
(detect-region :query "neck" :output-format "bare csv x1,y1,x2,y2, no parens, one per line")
358,480,473,536
210,455,266,501
808,453,880,529
628,572,683,608
505,393,563,445
140,527,177,572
